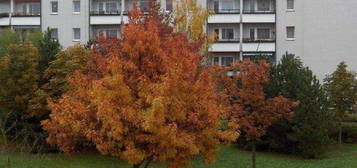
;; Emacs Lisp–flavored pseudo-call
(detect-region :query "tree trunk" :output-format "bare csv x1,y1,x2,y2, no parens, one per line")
144,157,153,168
252,141,256,168
339,122,342,145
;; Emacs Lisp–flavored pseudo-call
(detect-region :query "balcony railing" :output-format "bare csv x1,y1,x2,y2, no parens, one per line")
12,12,40,17
243,9,276,14
209,8,240,14
243,38,275,43
216,38,240,43
0,13,9,18
0,12,40,18
90,10,121,16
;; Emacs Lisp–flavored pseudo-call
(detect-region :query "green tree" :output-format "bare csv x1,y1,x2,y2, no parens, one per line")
324,62,357,144
36,28,62,83
0,42,41,147
0,29,61,151
265,54,333,158
0,29,20,58
29,45,89,121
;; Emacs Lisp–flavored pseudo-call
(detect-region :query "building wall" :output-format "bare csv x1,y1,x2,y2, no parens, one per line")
41,0,90,48
276,0,357,80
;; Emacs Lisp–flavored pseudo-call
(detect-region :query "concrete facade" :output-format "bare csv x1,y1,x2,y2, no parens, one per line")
41,0,90,47
0,0,357,79
276,0,357,79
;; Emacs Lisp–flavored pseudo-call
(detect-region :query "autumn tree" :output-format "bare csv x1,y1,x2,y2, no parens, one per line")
324,62,357,144
174,0,214,63
219,60,297,168
42,6,238,168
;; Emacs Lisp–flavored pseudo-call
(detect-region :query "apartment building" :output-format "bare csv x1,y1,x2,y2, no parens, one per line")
0,0,41,35
0,0,357,79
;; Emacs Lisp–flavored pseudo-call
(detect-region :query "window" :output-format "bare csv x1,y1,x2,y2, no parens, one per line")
51,28,58,39
95,29,119,39
213,57,219,65
222,28,234,40
287,0,294,10
106,29,119,38
286,26,295,39
166,0,173,11
98,2,118,14
221,57,234,66
51,1,58,14
257,0,270,11
250,29,255,40
221,0,234,12
139,0,150,12
257,28,270,39
213,56,234,66
30,3,41,15
73,1,80,13
73,28,81,41
20,3,40,15
106,2,118,13
213,1,219,12
214,29,219,40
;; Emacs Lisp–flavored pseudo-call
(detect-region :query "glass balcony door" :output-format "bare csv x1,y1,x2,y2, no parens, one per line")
16,2,40,16
97,1,120,14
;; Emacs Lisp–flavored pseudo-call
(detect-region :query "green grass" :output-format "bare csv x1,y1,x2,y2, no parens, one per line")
0,144,356,168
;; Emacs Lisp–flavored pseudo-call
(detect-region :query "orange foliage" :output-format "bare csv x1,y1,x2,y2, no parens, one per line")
42,5,238,168
218,60,298,141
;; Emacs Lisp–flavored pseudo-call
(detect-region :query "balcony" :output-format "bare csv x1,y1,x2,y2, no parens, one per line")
207,0,240,23
12,16,40,26
210,8,240,14
242,14,275,23
243,9,275,14
91,25,121,40
0,0,40,26
89,0,134,25
13,1,40,16
208,14,240,23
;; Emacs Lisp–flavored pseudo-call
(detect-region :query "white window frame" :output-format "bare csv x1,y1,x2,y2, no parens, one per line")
249,27,273,41
212,56,235,66
95,28,119,39
19,3,40,15
219,0,235,13
73,28,81,42
286,0,295,11
51,28,58,39
256,28,271,40
73,0,80,14
97,1,119,14
221,27,235,41
286,26,295,40
139,0,150,12
256,0,271,12
165,0,173,11
50,1,58,14
96,28,120,39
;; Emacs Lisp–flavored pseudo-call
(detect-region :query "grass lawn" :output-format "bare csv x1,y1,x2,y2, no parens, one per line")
0,144,356,168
